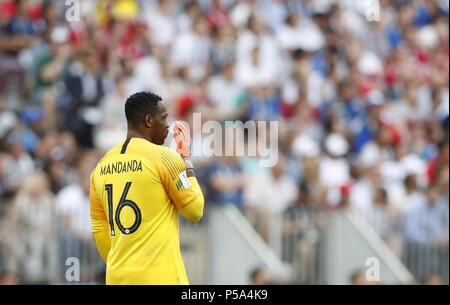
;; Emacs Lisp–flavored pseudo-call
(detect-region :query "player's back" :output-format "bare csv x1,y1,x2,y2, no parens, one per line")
91,138,190,285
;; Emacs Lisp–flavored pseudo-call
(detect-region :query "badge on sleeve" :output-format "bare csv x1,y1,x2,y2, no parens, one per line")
179,170,192,189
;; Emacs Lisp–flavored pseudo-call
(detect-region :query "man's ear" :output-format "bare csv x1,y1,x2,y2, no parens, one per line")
145,114,153,128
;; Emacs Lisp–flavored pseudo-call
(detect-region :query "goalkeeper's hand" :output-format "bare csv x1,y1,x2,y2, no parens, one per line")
173,121,194,170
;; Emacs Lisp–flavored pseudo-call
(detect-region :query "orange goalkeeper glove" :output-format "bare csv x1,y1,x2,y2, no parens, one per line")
173,121,194,170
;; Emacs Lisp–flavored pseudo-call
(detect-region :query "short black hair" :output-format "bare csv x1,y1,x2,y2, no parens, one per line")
125,91,162,126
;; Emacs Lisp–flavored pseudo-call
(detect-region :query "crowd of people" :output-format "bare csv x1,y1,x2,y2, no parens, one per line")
0,0,448,284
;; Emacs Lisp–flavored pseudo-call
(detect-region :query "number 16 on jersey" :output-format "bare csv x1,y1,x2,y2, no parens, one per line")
105,182,142,236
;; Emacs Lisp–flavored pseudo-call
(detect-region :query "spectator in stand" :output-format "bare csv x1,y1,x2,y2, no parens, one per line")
4,172,57,284
401,183,449,281
245,155,298,214
235,12,281,86
0,130,35,199
55,150,103,282
63,49,105,147
210,22,236,74
94,74,129,151
32,24,72,129
244,155,298,242
207,61,246,121
319,133,351,207
178,1,203,34
365,187,395,239
144,0,176,50
209,135,247,210
170,16,211,81
402,184,449,245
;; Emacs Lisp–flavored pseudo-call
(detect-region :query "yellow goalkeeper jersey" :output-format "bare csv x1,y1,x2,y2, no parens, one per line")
90,137,199,285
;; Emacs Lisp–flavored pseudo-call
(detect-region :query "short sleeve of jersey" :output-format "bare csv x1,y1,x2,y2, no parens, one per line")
159,148,199,209
90,170,107,220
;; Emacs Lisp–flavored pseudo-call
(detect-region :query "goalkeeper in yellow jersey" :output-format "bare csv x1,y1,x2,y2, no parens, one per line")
89,91,204,285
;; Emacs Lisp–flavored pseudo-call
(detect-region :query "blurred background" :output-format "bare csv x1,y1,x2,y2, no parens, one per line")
0,0,448,285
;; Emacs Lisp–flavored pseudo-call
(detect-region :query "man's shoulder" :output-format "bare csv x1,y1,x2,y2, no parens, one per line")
98,141,126,162
158,145,180,158
127,139,178,160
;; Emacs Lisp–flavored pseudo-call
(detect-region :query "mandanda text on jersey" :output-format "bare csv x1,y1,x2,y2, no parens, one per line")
100,160,143,176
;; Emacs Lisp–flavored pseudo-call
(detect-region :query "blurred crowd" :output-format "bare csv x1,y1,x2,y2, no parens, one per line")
0,0,448,284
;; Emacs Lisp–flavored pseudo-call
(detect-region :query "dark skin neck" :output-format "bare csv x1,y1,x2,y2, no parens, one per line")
127,125,151,142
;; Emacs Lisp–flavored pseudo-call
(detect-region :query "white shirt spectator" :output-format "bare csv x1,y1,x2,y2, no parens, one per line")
359,141,391,167
391,86,434,123
281,77,300,105
400,154,427,179
0,108,17,138
380,159,409,211
133,56,163,93
357,51,383,76
207,74,242,115
319,134,351,204
276,19,325,52
1,151,35,192
144,3,176,48
235,45,278,87
229,1,255,30
170,28,211,76
306,69,327,107
235,30,281,77
319,156,351,206
350,180,374,218
245,170,298,214
56,184,92,240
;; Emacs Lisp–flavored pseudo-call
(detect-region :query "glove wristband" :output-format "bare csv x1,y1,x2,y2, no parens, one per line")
182,157,194,170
